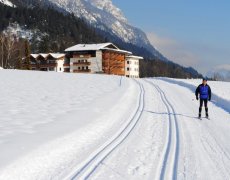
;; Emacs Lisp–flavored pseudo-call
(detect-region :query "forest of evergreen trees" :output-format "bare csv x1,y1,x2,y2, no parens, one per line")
0,3,106,53
0,2,202,78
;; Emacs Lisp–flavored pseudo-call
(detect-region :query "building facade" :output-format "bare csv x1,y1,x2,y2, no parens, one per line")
29,43,143,78
125,55,143,78
65,43,132,76
30,53,65,72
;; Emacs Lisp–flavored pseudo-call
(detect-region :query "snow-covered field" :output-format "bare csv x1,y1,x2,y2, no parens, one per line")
158,78,230,113
0,70,230,180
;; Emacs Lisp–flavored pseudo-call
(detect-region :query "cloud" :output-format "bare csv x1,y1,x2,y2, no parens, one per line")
147,32,176,47
214,64,230,71
147,32,200,67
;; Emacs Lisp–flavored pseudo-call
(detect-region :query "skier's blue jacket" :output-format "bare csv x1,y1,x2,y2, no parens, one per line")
195,84,212,100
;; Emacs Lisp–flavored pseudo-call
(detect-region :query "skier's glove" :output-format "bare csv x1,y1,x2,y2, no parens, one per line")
196,96,199,100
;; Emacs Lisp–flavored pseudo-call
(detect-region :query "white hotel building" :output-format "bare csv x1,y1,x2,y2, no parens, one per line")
29,43,143,78
125,55,143,78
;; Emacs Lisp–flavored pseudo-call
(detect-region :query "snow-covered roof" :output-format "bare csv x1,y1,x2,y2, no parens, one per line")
39,54,49,59
30,54,39,59
30,53,65,60
126,55,144,60
49,53,65,59
101,48,132,55
65,43,120,52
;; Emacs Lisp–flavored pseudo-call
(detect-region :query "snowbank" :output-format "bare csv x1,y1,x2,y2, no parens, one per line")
157,77,230,113
0,70,139,179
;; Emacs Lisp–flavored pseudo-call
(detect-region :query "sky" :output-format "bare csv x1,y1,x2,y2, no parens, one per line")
112,0,230,75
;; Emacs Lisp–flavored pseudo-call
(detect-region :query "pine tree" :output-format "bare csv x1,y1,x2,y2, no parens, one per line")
38,36,49,53
24,39,31,70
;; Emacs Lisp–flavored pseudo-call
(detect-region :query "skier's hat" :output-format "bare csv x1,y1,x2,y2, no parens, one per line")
203,77,208,81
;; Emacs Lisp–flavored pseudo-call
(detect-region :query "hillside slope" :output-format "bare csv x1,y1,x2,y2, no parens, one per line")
0,70,230,179
10,0,164,59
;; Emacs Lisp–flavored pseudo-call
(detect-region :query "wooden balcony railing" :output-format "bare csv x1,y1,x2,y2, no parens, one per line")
73,69,91,73
73,62,91,66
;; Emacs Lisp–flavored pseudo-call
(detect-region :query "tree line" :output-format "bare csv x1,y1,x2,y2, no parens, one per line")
140,59,203,79
0,31,31,69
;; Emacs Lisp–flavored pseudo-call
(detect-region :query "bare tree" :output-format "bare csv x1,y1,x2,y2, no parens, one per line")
0,32,19,69
0,34,5,68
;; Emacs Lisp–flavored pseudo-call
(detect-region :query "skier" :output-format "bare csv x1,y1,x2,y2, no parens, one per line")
195,78,212,119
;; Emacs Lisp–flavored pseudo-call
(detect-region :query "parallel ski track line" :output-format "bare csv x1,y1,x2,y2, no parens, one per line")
158,78,230,179
66,80,145,180
195,119,230,179
157,78,230,179
145,79,180,180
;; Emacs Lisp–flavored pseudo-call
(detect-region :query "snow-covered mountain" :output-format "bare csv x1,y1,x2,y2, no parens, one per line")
207,64,230,81
3,0,168,60
3,23,47,41
44,0,165,59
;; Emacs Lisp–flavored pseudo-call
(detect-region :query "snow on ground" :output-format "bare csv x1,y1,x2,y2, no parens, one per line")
0,71,230,180
0,70,139,179
158,77,230,113
92,78,230,180
0,0,15,7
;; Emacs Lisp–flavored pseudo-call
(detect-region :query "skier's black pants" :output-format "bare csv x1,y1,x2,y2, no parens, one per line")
199,99,208,115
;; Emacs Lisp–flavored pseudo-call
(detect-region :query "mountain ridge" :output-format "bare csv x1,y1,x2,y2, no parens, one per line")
0,0,202,78
10,0,167,60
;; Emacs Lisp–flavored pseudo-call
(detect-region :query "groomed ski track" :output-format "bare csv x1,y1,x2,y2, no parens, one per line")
1,72,230,180
66,79,181,180
82,78,230,180
65,80,145,180
145,80,180,180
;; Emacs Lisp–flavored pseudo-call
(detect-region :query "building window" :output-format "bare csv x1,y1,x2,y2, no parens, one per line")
60,67,62,71
78,67,81,70
82,66,85,70
78,60,81,63
127,67,130,71
127,61,130,64
126,75,129,77
86,66,89,70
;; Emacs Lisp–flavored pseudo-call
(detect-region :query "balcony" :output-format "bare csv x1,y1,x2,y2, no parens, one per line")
39,63,57,68
63,64,70,67
73,69,91,73
73,62,91,66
